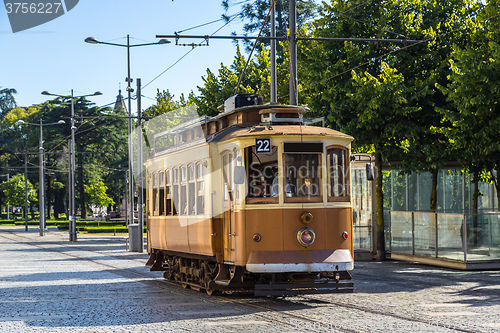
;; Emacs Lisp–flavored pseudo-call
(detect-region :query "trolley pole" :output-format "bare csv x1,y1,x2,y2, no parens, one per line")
39,119,45,236
289,0,298,106
69,90,77,242
126,34,135,228
270,0,277,104
137,78,144,253
24,149,29,231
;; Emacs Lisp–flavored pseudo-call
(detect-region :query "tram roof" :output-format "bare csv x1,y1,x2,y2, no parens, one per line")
213,124,354,143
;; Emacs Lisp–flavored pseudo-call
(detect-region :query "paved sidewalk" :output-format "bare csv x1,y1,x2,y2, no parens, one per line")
1,226,500,332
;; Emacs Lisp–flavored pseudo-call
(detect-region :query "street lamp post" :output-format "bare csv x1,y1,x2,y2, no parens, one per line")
85,35,170,249
17,119,65,236
41,90,102,242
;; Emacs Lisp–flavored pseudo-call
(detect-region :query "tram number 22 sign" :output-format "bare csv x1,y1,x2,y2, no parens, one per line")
256,138,271,153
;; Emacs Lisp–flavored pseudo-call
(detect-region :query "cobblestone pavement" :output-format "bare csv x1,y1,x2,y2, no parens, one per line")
0,226,499,333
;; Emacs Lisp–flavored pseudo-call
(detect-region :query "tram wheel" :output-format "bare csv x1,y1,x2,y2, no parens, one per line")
205,288,218,296
181,282,189,289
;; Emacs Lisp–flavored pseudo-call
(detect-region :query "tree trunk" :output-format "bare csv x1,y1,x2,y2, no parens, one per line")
30,202,35,220
54,187,60,219
375,152,386,261
430,168,438,212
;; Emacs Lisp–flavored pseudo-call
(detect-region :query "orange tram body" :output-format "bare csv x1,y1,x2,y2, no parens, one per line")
145,94,354,296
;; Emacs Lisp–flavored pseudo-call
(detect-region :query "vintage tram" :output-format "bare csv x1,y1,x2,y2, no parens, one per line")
145,94,354,296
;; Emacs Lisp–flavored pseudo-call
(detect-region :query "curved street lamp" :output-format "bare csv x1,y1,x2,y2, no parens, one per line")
41,90,102,242
17,118,65,236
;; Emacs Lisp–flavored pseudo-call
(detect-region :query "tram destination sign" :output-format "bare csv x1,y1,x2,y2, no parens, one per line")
255,138,271,153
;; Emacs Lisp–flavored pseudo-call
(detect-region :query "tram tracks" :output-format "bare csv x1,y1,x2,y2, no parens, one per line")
352,270,500,298
0,231,488,333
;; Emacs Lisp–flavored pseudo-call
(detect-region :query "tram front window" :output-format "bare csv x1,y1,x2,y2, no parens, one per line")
284,154,321,201
246,145,278,204
283,142,323,203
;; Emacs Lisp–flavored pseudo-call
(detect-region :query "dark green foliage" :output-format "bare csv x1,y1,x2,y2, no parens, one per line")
222,0,318,55
0,87,17,117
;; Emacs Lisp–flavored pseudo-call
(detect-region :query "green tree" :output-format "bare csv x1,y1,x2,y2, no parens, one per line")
349,62,416,260
443,0,500,214
0,106,39,172
0,87,17,117
385,0,480,212
0,174,37,218
192,44,292,116
15,97,129,219
298,0,481,258
222,0,318,56
300,0,479,209
143,90,191,119
84,180,115,216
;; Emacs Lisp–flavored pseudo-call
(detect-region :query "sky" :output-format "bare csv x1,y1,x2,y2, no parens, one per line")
0,0,250,114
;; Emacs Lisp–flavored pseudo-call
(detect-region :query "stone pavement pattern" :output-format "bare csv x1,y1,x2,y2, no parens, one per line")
0,226,499,332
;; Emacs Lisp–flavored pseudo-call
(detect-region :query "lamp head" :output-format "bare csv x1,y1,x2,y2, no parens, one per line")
17,120,26,124
41,91,51,95
158,39,171,45
57,120,66,124
93,91,103,96
85,37,99,44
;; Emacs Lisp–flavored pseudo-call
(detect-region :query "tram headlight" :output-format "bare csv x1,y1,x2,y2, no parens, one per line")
296,226,316,248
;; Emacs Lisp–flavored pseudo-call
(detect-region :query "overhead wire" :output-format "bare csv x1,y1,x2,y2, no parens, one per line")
142,2,255,91
234,0,276,94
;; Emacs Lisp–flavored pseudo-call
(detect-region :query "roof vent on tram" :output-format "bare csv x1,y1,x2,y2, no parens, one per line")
260,105,308,125
222,94,263,113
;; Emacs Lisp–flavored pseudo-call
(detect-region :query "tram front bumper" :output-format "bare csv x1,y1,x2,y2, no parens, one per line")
246,249,353,273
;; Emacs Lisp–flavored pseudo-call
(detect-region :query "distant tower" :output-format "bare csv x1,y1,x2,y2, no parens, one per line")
114,88,127,113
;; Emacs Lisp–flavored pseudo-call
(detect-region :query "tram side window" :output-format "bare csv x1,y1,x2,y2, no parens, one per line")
159,171,165,215
233,149,240,202
181,166,187,215
196,163,205,214
222,153,233,202
166,170,172,215
173,168,179,215
245,145,278,203
188,164,196,215
147,173,151,215
284,153,321,202
153,172,159,215
327,147,350,201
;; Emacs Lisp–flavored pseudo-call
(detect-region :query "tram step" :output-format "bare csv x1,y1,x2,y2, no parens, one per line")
215,279,231,286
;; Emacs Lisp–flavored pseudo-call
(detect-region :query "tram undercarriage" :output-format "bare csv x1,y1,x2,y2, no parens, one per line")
146,250,353,296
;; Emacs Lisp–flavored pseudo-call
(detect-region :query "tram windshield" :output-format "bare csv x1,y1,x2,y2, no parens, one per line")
244,142,325,203
284,153,321,200
246,145,279,203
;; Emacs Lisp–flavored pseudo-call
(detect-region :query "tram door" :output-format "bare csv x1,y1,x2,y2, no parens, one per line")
222,151,236,263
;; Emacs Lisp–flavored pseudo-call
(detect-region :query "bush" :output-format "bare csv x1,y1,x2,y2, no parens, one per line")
85,226,129,233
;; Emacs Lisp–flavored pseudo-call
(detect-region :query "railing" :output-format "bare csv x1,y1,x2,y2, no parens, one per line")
389,211,500,262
